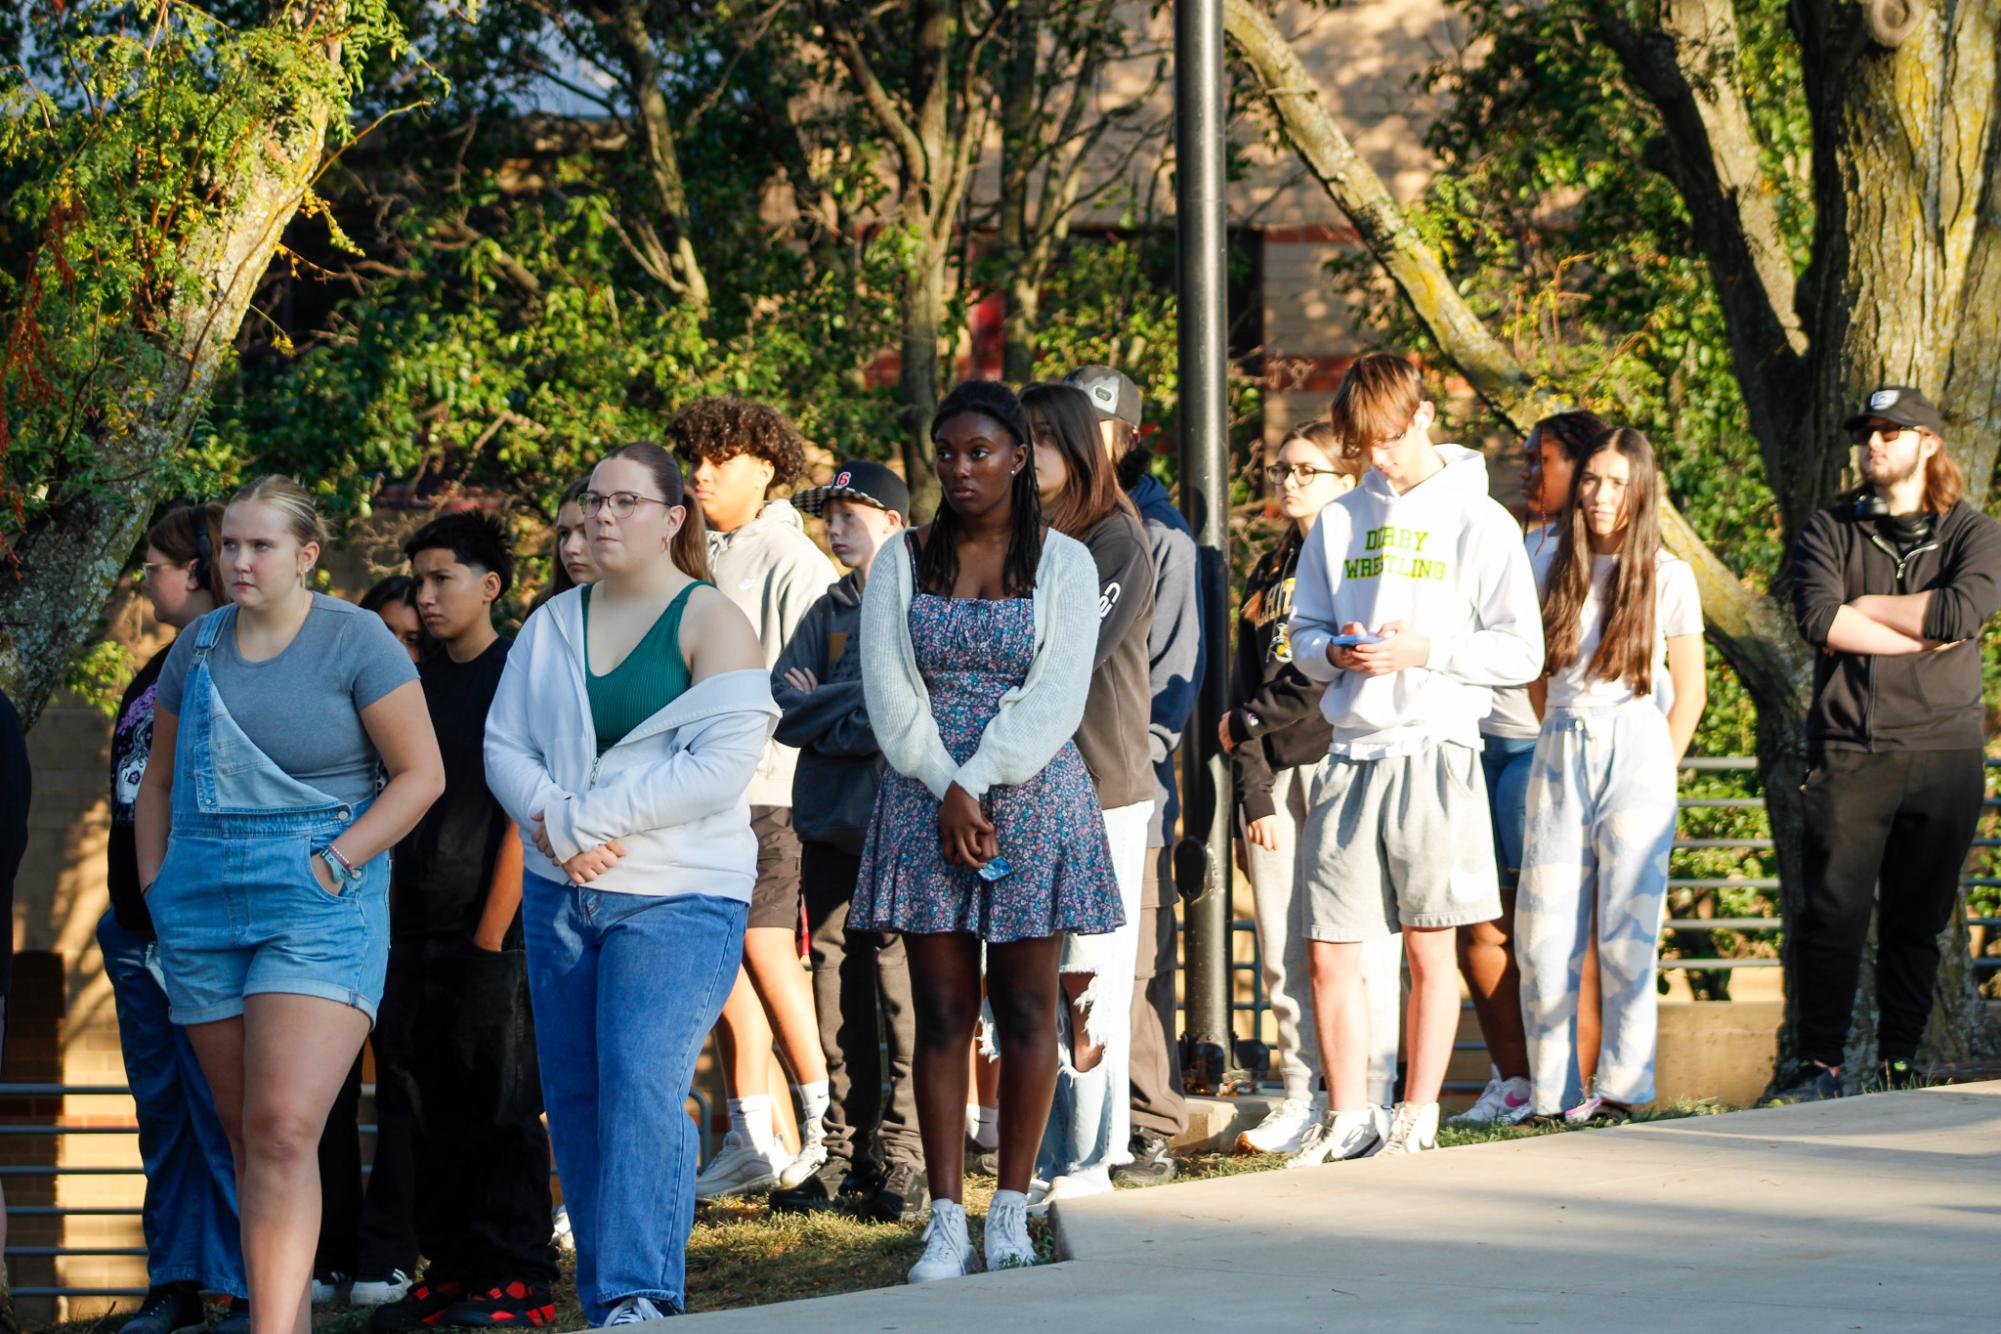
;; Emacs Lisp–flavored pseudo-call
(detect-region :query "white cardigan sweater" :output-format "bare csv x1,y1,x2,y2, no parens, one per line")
861,527,1099,802
484,586,781,900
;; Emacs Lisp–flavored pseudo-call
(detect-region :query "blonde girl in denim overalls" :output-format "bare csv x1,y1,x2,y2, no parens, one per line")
136,476,444,1334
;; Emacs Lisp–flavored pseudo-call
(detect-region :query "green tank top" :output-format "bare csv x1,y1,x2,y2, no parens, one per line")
582,582,705,753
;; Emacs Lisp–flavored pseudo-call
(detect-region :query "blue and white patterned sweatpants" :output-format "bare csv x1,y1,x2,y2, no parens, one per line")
1516,700,1677,1113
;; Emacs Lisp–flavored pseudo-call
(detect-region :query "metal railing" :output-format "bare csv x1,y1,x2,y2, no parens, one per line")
1197,755,2001,1088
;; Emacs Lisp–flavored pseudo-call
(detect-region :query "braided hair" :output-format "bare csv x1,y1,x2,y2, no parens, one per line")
917,380,1043,598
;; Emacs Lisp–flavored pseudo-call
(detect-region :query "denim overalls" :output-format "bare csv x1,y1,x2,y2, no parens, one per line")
148,608,390,1026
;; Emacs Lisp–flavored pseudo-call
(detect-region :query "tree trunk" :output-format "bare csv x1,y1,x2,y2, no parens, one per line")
899,245,947,519
0,24,343,728
999,3,1041,385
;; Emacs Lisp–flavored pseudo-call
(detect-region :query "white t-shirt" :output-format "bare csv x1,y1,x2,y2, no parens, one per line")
1481,524,1562,740
1530,543,1702,713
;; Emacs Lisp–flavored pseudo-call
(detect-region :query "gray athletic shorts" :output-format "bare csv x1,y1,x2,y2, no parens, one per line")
1302,741,1502,940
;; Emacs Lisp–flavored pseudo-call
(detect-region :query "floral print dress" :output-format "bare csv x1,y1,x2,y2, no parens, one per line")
852,592,1123,943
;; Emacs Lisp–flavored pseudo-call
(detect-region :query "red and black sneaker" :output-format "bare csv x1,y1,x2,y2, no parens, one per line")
433,1280,557,1328
369,1276,465,1333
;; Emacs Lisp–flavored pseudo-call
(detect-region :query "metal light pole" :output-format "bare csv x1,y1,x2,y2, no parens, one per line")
1173,0,1236,1092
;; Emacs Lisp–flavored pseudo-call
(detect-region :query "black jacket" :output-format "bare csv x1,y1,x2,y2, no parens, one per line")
1228,530,1333,822
1792,496,2001,753
773,571,880,854
1072,509,1158,811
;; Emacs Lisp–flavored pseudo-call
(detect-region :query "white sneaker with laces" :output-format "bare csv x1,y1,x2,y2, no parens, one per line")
601,1296,665,1326
1234,1095,1324,1155
1379,1101,1440,1156
1450,1075,1533,1126
348,1270,411,1308
908,1199,974,1283
694,1131,789,1199
1283,1108,1382,1168
778,1140,827,1190
309,1273,349,1306
984,1189,1037,1270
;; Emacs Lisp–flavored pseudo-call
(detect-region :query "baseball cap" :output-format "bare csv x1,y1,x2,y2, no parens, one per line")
792,459,910,520
1843,386,1946,437
1064,365,1144,429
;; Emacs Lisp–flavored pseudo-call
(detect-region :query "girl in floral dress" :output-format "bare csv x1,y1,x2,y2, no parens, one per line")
853,379,1121,1283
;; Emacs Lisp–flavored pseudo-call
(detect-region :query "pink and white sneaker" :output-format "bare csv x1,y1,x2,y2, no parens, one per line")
1450,1075,1533,1126
1561,1094,1603,1125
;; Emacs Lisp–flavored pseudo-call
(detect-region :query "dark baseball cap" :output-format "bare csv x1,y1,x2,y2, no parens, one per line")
1064,365,1144,428
1843,386,1946,437
792,459,910,520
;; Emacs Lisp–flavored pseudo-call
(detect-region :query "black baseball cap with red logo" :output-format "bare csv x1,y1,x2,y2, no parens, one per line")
792,459,911,520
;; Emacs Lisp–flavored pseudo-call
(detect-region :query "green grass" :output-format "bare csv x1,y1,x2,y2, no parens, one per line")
21,1100,1733,1331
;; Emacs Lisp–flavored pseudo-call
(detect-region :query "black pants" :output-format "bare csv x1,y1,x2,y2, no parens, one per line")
802,840,921,1174
1796,748,1985,1068
315,1054,377,1278
365,938,557,1284
1128,849,1187,1138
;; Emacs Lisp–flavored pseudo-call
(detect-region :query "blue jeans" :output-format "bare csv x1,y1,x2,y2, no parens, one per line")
1482,735,1537,886
522,875,744,1322
96,910,247,1297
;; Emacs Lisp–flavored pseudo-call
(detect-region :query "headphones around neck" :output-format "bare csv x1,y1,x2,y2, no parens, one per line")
1855,488,1936,545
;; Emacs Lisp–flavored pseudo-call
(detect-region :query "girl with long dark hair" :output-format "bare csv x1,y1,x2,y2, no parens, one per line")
485,443,776,1325
532,475,602,612
1456,409,1610,1126
1517,427,1706,1121
1017,381,1155,1205
852,379,1121,1281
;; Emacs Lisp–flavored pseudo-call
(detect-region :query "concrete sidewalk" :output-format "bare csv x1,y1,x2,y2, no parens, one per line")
677,1083,2001,1331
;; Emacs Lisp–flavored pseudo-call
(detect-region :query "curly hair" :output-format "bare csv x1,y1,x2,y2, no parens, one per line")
666,396,809,489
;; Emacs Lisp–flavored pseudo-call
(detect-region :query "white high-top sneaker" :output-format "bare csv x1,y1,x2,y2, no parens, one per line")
908,1199,975,1283
984,1189,1037,1270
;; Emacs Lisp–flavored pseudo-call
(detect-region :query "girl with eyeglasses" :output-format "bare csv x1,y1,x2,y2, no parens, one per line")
484,443,779,1325
1220,423,1400,1155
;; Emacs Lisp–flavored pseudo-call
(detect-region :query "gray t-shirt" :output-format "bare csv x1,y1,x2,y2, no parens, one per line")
158,594,418,805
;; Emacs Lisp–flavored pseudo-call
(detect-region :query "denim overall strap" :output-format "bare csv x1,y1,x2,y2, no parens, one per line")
175,608,348,819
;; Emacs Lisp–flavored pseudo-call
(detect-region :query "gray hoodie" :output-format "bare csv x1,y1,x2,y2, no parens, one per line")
708,499,838,806
771,571,879,853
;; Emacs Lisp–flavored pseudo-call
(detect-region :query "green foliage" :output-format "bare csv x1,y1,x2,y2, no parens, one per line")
0,0,410,556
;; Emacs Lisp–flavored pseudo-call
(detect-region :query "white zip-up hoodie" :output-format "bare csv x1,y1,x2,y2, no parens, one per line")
1288,444,1543,757
484,587,781,900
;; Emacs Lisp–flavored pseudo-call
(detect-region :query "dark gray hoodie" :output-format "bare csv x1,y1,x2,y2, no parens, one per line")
771,571,879,853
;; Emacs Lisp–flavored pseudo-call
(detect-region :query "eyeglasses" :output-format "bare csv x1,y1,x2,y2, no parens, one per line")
140,559,188,579
578,491,673,519
1265,463,1345,484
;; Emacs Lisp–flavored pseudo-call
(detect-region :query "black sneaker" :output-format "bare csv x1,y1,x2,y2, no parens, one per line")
370,1274,466,1332
1873,1058,1928,1092
119,1285,206,1334
1110,1130,1177,1187
433,1280,557,1328
770,1155,853,1214
868,1162,929,1223
965,1140,1000,1177
1773,1063,1841,1104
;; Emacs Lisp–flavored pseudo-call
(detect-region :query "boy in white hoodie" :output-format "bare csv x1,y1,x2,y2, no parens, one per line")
1285,354,1543,1159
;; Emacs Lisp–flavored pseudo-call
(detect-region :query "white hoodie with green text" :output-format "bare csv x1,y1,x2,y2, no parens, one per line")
1288,444,1543,757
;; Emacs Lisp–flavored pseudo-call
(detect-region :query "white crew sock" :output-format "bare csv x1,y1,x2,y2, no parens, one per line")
795,1080,831,1146
730,1095,775,1153
969,1104,999,1151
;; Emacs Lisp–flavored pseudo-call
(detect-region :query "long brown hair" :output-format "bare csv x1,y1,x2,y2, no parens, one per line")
597,442,713,584
1541,428,1664,695
1021,381,1137,539
531,475,593,612
1923,436,1965,512
147,503,227,604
